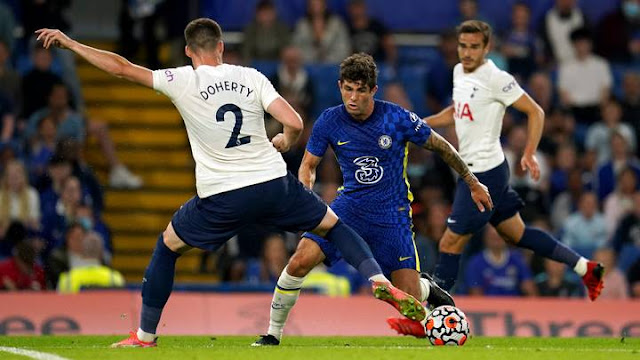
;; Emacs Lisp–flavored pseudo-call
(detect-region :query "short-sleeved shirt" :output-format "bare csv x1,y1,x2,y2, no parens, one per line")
464,250,532,296
24,108,85,143
306,100,431,223
152,64,286,197
452,60,524,173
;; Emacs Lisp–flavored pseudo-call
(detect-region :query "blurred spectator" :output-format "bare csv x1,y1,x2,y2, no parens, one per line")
541,0,586,64
21,46,62,119
41,175,82,252
418,201,450,273
0,40,22,115
25,84,142,189
45,222,84,287
347,0,396,64
0,2,15,52
0,160,40,235
535,259,584,297
425,30,457,114
247,233,288,284
118,0,164,69
550,167,585,233
162,0,190,67
292,0,351,63
504,125,550,219
603,167,636,237
26,116,56,182
272,46,314,117
502,2,543,82
611,192,640,270
592,248,629,299
628,258,640,297
561,191,607,257
0,239,45,291
586,100,636,165
620,72,640,157
55,138,104,214
464,227,537,296
0,91,14,144
548,142,577,200
57,231,124,294
540,108,576,154
456,0,490,27
75,204,112,264
38,153,72,219
383,82,413,111
595,131,640,201
242,0,291,62
558,28,612,126
0,221,26,259
595,0,640,62
527,72,556,115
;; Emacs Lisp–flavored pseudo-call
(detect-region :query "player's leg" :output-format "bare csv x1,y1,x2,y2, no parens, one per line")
111,222,191,347
254,237,326,346
433,229,474,291
494,213,605,301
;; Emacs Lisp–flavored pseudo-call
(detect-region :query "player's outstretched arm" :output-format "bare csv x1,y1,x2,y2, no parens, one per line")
298,150,322,189
423,105,454,128
511,93,544,181
35,28,152,88
423,131,493,212
267,97,303,153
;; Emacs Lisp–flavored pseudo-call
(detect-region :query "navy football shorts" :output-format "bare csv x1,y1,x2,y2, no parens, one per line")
447,160,524,235
171,172,328,252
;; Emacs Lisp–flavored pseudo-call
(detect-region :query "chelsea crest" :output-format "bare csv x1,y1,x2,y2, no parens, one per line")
378,135,392,149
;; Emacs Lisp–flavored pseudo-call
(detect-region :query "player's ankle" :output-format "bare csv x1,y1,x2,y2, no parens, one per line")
137,328,156,342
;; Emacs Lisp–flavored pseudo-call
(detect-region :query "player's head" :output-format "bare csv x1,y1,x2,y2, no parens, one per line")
570,27,592,59
338,53,378,120
456,20,491,73
184,18,223,59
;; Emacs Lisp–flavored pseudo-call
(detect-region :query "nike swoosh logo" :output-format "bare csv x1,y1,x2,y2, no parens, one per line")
337,141,350,146
447,218,457,224
399,256,412,261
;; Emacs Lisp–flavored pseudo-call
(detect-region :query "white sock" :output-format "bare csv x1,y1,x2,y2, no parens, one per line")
419,277,430,302
267,266,306,340
368,274,389,283
574,257,588,276
136,328,156,342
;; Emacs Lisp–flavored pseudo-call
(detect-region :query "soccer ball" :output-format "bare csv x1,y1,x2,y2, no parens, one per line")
425,305,470,346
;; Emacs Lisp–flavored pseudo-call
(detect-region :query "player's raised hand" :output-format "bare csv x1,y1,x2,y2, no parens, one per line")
470,182,493,213
271,133,291,153
520,153,540,181
35,28,74,50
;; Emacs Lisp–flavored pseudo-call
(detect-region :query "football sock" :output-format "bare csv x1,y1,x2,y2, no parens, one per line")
517,227,581,270
433,253,461,291
419,277,431,302
267,266,306,340
140,234,181,335
324,220,383,279
137,328,156,343
573,257,588,277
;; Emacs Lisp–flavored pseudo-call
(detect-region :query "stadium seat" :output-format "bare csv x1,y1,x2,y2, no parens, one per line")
307,64,342,119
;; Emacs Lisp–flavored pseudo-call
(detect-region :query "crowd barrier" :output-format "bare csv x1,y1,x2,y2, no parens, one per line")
0,291,638,337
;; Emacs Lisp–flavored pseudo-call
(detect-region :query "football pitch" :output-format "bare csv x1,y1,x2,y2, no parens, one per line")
0,336,638,360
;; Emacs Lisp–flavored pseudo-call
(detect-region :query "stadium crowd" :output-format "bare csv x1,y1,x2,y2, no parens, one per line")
0,0,639,299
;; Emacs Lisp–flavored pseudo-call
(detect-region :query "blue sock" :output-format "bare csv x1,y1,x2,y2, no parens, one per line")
434,253,461,291
140,235,181,334
517,227,580,267
324,220,382,279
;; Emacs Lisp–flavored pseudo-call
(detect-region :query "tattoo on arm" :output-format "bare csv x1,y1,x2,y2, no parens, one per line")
423,132,479,186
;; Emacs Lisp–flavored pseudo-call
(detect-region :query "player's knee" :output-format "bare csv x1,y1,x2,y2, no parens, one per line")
162,225,189,253
287,253,314,277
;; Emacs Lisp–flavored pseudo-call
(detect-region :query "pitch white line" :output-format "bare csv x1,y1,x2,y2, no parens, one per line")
0,346,71,360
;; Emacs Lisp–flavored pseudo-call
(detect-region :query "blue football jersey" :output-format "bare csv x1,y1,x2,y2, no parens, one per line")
306,100,432,224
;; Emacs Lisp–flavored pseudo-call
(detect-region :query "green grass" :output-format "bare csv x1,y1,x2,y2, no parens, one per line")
0,336,638,360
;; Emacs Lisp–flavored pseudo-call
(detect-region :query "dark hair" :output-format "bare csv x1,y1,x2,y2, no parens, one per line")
184,18,222,52
339,53,378,90
256,0,275,11
570,27,591,43
456,20,492,46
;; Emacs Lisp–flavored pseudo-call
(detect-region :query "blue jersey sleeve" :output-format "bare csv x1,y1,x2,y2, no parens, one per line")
400,110,431,145
306,111,331,157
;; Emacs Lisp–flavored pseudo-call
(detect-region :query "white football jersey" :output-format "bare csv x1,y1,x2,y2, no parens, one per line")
452,60,524,173
153,64,287,197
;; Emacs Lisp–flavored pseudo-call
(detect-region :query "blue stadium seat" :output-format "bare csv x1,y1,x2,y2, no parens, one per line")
251,60,279,80
397,65,428,116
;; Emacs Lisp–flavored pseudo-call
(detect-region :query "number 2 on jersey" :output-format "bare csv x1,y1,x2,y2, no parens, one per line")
216,103,251,148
